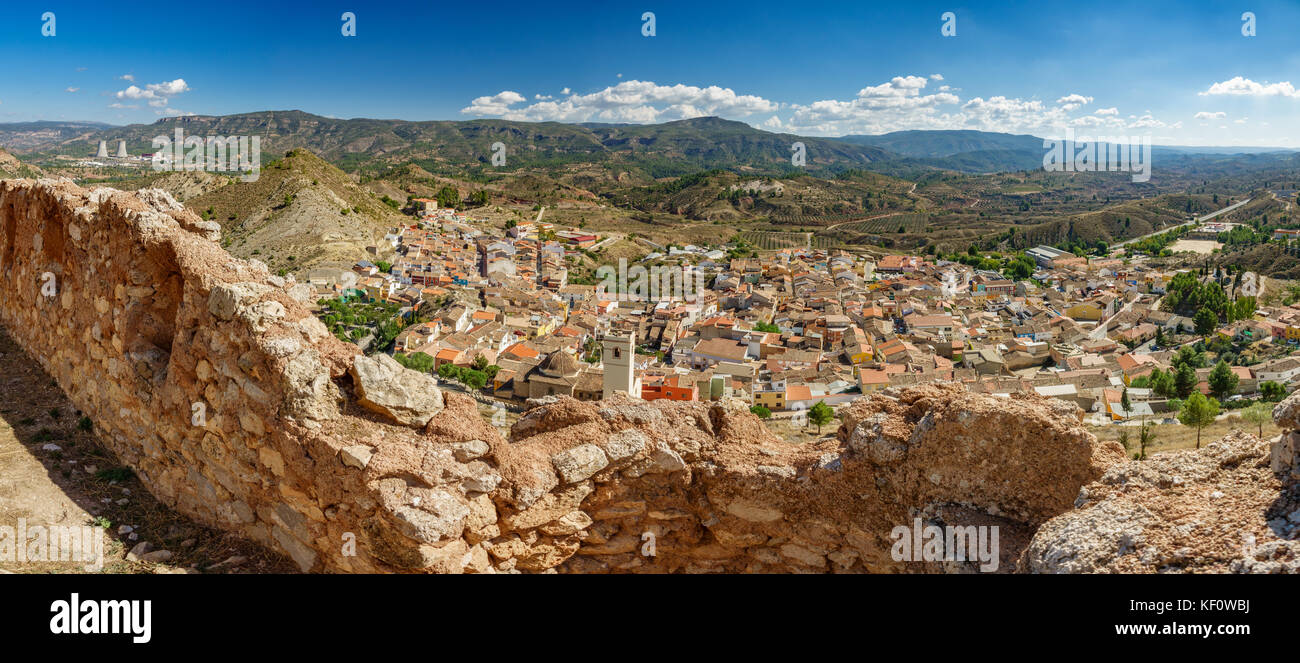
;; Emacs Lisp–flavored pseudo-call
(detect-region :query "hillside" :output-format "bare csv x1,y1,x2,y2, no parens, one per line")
0,120,115,151
177,149,404,272
21,112,895,180
0,149,44,179
839,129,1043,158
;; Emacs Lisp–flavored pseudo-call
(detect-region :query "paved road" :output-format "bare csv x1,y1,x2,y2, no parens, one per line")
1113,198,1252,250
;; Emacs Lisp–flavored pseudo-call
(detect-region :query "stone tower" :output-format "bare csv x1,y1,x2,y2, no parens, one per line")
95,140,108,158
601,332,638,399
116,140,127,158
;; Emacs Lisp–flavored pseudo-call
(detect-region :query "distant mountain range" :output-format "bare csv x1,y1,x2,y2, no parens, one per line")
3,111,1296,178
0,120,117,151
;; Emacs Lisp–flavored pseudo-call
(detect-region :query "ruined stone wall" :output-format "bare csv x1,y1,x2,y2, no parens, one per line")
0,179,1134,573
1021,394,1300,573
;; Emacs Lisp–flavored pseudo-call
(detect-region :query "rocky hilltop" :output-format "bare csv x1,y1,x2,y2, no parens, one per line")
0,178,1295,573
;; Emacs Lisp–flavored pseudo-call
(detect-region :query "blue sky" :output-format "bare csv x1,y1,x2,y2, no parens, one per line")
2,0,1298,145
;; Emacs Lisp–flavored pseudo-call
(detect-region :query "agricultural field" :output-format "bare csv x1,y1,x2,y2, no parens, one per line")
739,231,810,250
831,212,930,235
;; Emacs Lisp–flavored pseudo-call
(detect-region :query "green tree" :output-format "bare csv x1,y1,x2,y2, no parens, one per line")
1207,360,1239,399
808,401,835,435
395,351,434,373
435,185,460,210
1137,419,1157,460
749,404,772,419
1241,401,1272,438
437,363,461,380
1121,388,1131,413
1172,346,1207,370
1177,392,1220,449
753,322,780,333
1175,363,1198,398
1194,307,1218,335
461,369,487,390
1147,367,1174,398
1261,380,1286,402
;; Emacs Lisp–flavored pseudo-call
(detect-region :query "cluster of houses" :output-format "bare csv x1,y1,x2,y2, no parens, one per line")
299,203,1300,423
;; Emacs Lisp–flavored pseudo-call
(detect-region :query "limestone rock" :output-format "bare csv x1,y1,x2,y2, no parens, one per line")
551,444,608,484
350,353,445,428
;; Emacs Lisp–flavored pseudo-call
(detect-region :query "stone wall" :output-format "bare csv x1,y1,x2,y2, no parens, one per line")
0,179,1139,573
1020,392,1300,573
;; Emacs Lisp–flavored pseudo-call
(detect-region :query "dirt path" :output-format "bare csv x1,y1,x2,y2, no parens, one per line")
0,327,293,574
822,211,907,232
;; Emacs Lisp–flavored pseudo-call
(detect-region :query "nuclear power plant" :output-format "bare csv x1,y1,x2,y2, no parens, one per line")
95,140,108,158
116,140,127,158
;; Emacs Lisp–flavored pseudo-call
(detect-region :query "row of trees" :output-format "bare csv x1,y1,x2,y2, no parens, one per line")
1164,272,1229,318
1130,357,1284,401
394,352,501,390
749,401,836,434
1126,391,1269,454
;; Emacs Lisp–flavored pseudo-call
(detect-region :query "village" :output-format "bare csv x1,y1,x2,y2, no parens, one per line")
294,197,1300,444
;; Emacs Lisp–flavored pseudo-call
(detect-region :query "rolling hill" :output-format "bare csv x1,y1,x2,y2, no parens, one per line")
159,149,405,272
19,112,895,181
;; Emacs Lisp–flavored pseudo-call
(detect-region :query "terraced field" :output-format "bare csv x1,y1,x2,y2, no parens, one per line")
740,231,810,250
832,213,930,235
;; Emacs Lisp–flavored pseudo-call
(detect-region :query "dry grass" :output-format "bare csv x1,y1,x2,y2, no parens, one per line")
1089,413,1283,457
761,413,836,444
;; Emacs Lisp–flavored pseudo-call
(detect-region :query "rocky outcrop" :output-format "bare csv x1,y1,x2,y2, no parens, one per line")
350,353,444,427
1021,395,1300,573
488,386,1124,573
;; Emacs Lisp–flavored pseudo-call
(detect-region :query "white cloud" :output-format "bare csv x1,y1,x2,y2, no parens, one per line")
1200,76,1299,98
930,74,944,81
461,80,779,123
1194,111,1227,120
459,76,1178,138
461,91,528,116
783,76,962,134
1055,94,1093,111
111,78,193,115
534,94,552,100
119,74,134,81
65,87,79,93
115,78,190,101
148,79,190,96
115,85,150,100
561,87,571,95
